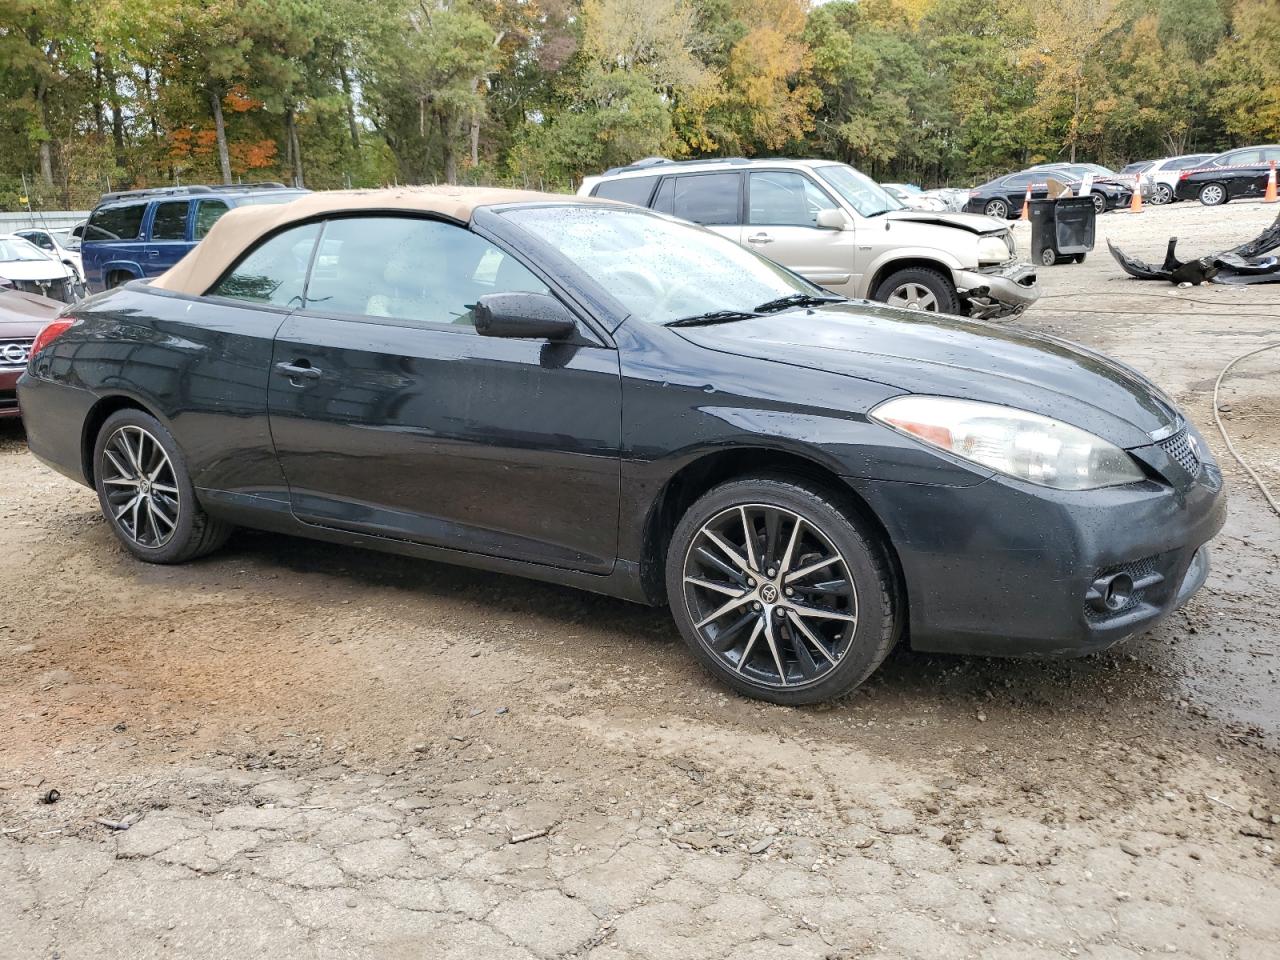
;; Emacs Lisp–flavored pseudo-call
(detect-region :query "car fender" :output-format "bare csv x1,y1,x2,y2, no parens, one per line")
862,245,968,294
98,259,144,283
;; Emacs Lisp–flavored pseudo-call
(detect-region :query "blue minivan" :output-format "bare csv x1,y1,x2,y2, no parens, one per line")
81,183,307,293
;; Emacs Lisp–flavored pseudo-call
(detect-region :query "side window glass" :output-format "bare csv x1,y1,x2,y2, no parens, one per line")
671,174,740,225
207,222,320,306
25,232,54,250
593,176,658,206
151,201,190,241
194,200,231,239
304,217,550,329
85,204,145,242
651,178,674,215
749,172,837,227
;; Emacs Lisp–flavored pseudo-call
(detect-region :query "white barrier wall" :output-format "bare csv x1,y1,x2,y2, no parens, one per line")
0,211,91,233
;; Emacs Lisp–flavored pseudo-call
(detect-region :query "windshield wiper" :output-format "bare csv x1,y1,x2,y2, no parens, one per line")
752,293,846,314
666,309,762,327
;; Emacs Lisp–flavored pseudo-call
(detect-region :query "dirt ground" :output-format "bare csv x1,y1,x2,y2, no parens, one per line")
2,200,1278,960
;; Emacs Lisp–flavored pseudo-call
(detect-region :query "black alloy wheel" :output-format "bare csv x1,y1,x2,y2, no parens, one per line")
93,409,232,563
666,476,899,705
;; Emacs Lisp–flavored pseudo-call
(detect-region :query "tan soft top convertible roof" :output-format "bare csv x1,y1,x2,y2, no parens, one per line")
151,185,590,296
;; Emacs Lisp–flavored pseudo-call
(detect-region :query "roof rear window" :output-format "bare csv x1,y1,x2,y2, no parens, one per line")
592,176,659,207
85,204,146,243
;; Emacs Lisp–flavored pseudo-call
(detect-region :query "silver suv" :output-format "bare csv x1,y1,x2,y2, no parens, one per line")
579,157,1039,319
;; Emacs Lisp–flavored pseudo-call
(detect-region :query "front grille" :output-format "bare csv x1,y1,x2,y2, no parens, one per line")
11,277,74,303
1159,429,1200,475
0,338,33,368
1085,554,1162,621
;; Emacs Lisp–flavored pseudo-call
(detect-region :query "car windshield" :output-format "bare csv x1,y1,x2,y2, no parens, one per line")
816,164,903,216
501,205,828,325
0,237,53,262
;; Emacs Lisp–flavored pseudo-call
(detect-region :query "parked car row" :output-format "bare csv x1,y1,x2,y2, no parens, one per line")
964,169,1133,220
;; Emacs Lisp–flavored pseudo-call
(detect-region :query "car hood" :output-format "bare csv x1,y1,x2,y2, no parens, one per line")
0,259,74,281
881,210,1007,235
674,303,1179,448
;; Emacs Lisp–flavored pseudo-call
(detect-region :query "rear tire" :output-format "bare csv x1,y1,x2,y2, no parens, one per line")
93,409,231,564
1040,248,1058,266
1198,183,1228,206
665,475,900,705
873,266,960,314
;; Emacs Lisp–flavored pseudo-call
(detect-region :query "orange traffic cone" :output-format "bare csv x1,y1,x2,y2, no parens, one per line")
1020,185,1031,221
1129,178,1143,213
1265,160,1278,203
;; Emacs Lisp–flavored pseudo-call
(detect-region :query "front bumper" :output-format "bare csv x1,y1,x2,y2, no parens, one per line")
956,261,1041,319
0,368,20,418
844,436,1226,658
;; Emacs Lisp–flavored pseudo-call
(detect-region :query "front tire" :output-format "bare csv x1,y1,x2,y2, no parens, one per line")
873,266,960,314
665,476,900,705
1091,193,1107,214
984,199,1009,219
1198,183,1228,206
1151,184,1173,205
93,409,231,564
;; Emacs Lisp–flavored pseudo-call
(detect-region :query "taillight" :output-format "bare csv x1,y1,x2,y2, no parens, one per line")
1179,171,1190,180
30,317,76,359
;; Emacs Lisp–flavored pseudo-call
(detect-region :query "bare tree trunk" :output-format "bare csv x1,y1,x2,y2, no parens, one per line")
92,56,106,138
286,108,304,187
340,67,360,151
107,64,126,163
35,78,53,186
468,76,481,168
440,110,457,185
210,89,232,185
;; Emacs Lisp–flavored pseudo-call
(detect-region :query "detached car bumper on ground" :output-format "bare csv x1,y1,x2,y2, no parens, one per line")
18,187,1225,704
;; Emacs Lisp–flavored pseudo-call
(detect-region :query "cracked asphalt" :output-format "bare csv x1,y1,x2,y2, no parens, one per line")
2,200,1278,959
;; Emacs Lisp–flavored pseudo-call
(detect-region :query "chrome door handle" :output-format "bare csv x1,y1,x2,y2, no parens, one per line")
275,361,322,381
747,233,773,244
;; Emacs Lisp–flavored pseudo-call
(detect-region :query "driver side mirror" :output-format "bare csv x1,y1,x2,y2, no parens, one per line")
474,292,577,340
816,209,850,231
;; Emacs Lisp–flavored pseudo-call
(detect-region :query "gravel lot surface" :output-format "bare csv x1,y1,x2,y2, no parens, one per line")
1,199,1278,959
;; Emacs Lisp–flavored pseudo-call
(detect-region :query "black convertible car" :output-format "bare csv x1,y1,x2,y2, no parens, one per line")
966,170,1131,219
19,188,1225,704
1173,144,1280,205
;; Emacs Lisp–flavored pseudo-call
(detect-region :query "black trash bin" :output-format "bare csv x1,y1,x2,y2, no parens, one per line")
1028,196,1096,266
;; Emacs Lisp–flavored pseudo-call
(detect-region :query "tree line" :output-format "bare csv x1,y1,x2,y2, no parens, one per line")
2,0,1277,209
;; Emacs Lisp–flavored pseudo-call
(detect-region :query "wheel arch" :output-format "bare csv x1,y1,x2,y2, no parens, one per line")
639,446,906,613
80,394,161,486
866,256,959,302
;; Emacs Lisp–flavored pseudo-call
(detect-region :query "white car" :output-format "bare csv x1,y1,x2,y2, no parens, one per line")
1138,154,1216,204
15,227,83,280
0,234,84,303
881,183,948,211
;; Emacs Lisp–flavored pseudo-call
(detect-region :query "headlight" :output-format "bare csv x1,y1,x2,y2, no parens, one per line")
976,235,1012,263
870,396,1146,490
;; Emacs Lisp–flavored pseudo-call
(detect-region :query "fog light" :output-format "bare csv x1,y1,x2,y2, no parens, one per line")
1087,572,1134,613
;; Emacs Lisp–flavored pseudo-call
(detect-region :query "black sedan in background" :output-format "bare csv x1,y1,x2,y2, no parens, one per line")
1173,144,1280,205
18,188,1224,704
966,170,1131,219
